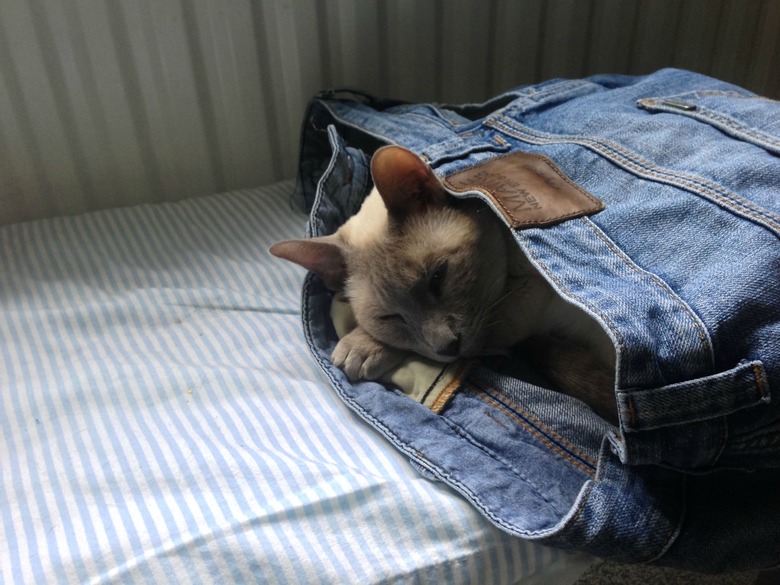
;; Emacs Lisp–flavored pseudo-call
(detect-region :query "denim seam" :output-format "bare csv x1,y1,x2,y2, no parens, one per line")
556,478,682,565
754,363,770,400
316,101,401,147
478,382,599,469
487,117,780,234
556,479,594,547
582,217,714,364
357,154,370,205
620,361,770,432
506,79,596,107
306,131,345,238
420,362,451,406
503,116,780,224
438,413,568,519
688,90,780,105
637,97,780,150
475,383,598,474
430,360,473,413
490,116,780,227
482,395,595,476
404,110,457,130
690,90,754,98
430,105,464,127
562,457,684,565
627,396,638,430
518,237,626,360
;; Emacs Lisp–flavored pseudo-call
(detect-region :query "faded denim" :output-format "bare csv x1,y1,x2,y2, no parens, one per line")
294,69,780,572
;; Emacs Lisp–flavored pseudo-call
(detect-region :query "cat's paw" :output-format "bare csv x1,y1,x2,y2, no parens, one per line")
331,328,407,380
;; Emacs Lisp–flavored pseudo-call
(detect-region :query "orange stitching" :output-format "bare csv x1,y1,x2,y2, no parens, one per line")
431,376,460,413
753,363,768,399
628,396,637,429
480,392,595,476
479,384,599,467
488,117,780,230
492,116,780,227
430,360,472,414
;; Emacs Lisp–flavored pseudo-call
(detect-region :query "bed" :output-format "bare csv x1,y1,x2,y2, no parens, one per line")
0,180,593,583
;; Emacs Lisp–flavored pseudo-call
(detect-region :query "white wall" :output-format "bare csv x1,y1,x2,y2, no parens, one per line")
1,0,778,225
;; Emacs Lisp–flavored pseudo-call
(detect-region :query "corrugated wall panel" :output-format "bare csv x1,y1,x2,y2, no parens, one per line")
1,0,778,225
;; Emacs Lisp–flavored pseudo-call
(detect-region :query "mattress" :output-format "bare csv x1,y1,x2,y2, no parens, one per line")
0,181,592,584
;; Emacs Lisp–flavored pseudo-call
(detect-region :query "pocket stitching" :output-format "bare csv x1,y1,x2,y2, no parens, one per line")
488,116,780,234
582,219,713,361
475,381,598,474
638,97,780,151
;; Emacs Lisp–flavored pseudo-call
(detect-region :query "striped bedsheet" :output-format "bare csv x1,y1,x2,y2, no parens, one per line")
0,181,591,584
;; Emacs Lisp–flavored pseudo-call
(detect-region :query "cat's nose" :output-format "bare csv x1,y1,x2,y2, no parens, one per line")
438,334,461,358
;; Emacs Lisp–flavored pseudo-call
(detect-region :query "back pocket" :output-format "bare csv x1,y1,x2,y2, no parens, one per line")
637,90,780,156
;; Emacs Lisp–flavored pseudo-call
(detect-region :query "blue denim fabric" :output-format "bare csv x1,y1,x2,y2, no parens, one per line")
295,69,780,572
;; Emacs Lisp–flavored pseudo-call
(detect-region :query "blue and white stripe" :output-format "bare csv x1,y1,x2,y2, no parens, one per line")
0,181,590,583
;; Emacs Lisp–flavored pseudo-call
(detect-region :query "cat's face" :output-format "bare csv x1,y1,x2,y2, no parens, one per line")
270,145,512,362
346,204,509,361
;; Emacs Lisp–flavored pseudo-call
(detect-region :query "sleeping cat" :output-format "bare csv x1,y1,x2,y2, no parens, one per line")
271,146,618,422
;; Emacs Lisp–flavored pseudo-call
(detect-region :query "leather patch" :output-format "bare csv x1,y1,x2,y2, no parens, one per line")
443,152,604,228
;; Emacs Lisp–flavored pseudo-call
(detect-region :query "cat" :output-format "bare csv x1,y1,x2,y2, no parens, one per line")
271,145,618,423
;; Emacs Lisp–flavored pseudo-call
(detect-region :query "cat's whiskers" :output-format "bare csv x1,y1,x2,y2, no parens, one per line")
483,287,514,314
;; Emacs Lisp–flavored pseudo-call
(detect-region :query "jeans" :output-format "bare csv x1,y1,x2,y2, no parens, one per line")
294,69,780,572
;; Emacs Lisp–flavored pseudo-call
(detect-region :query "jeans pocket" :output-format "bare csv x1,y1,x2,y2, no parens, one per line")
637,90,780,156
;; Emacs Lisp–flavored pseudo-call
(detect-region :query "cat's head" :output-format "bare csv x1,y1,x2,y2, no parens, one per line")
271,145,511,363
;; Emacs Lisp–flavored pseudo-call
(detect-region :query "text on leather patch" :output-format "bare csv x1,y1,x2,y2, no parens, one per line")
443,152,605,228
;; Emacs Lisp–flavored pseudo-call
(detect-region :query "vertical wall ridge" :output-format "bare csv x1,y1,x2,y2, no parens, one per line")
179,0,227,193
104,1,167,203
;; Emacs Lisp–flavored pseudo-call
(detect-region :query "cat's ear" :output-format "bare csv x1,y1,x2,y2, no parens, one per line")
269,236,347,291
371,145,447,218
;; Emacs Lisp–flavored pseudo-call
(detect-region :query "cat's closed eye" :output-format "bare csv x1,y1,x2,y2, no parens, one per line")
379,313,406,324
428,261,448,298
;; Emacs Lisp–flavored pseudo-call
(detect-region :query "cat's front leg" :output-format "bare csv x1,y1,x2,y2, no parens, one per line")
332,327,407,381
